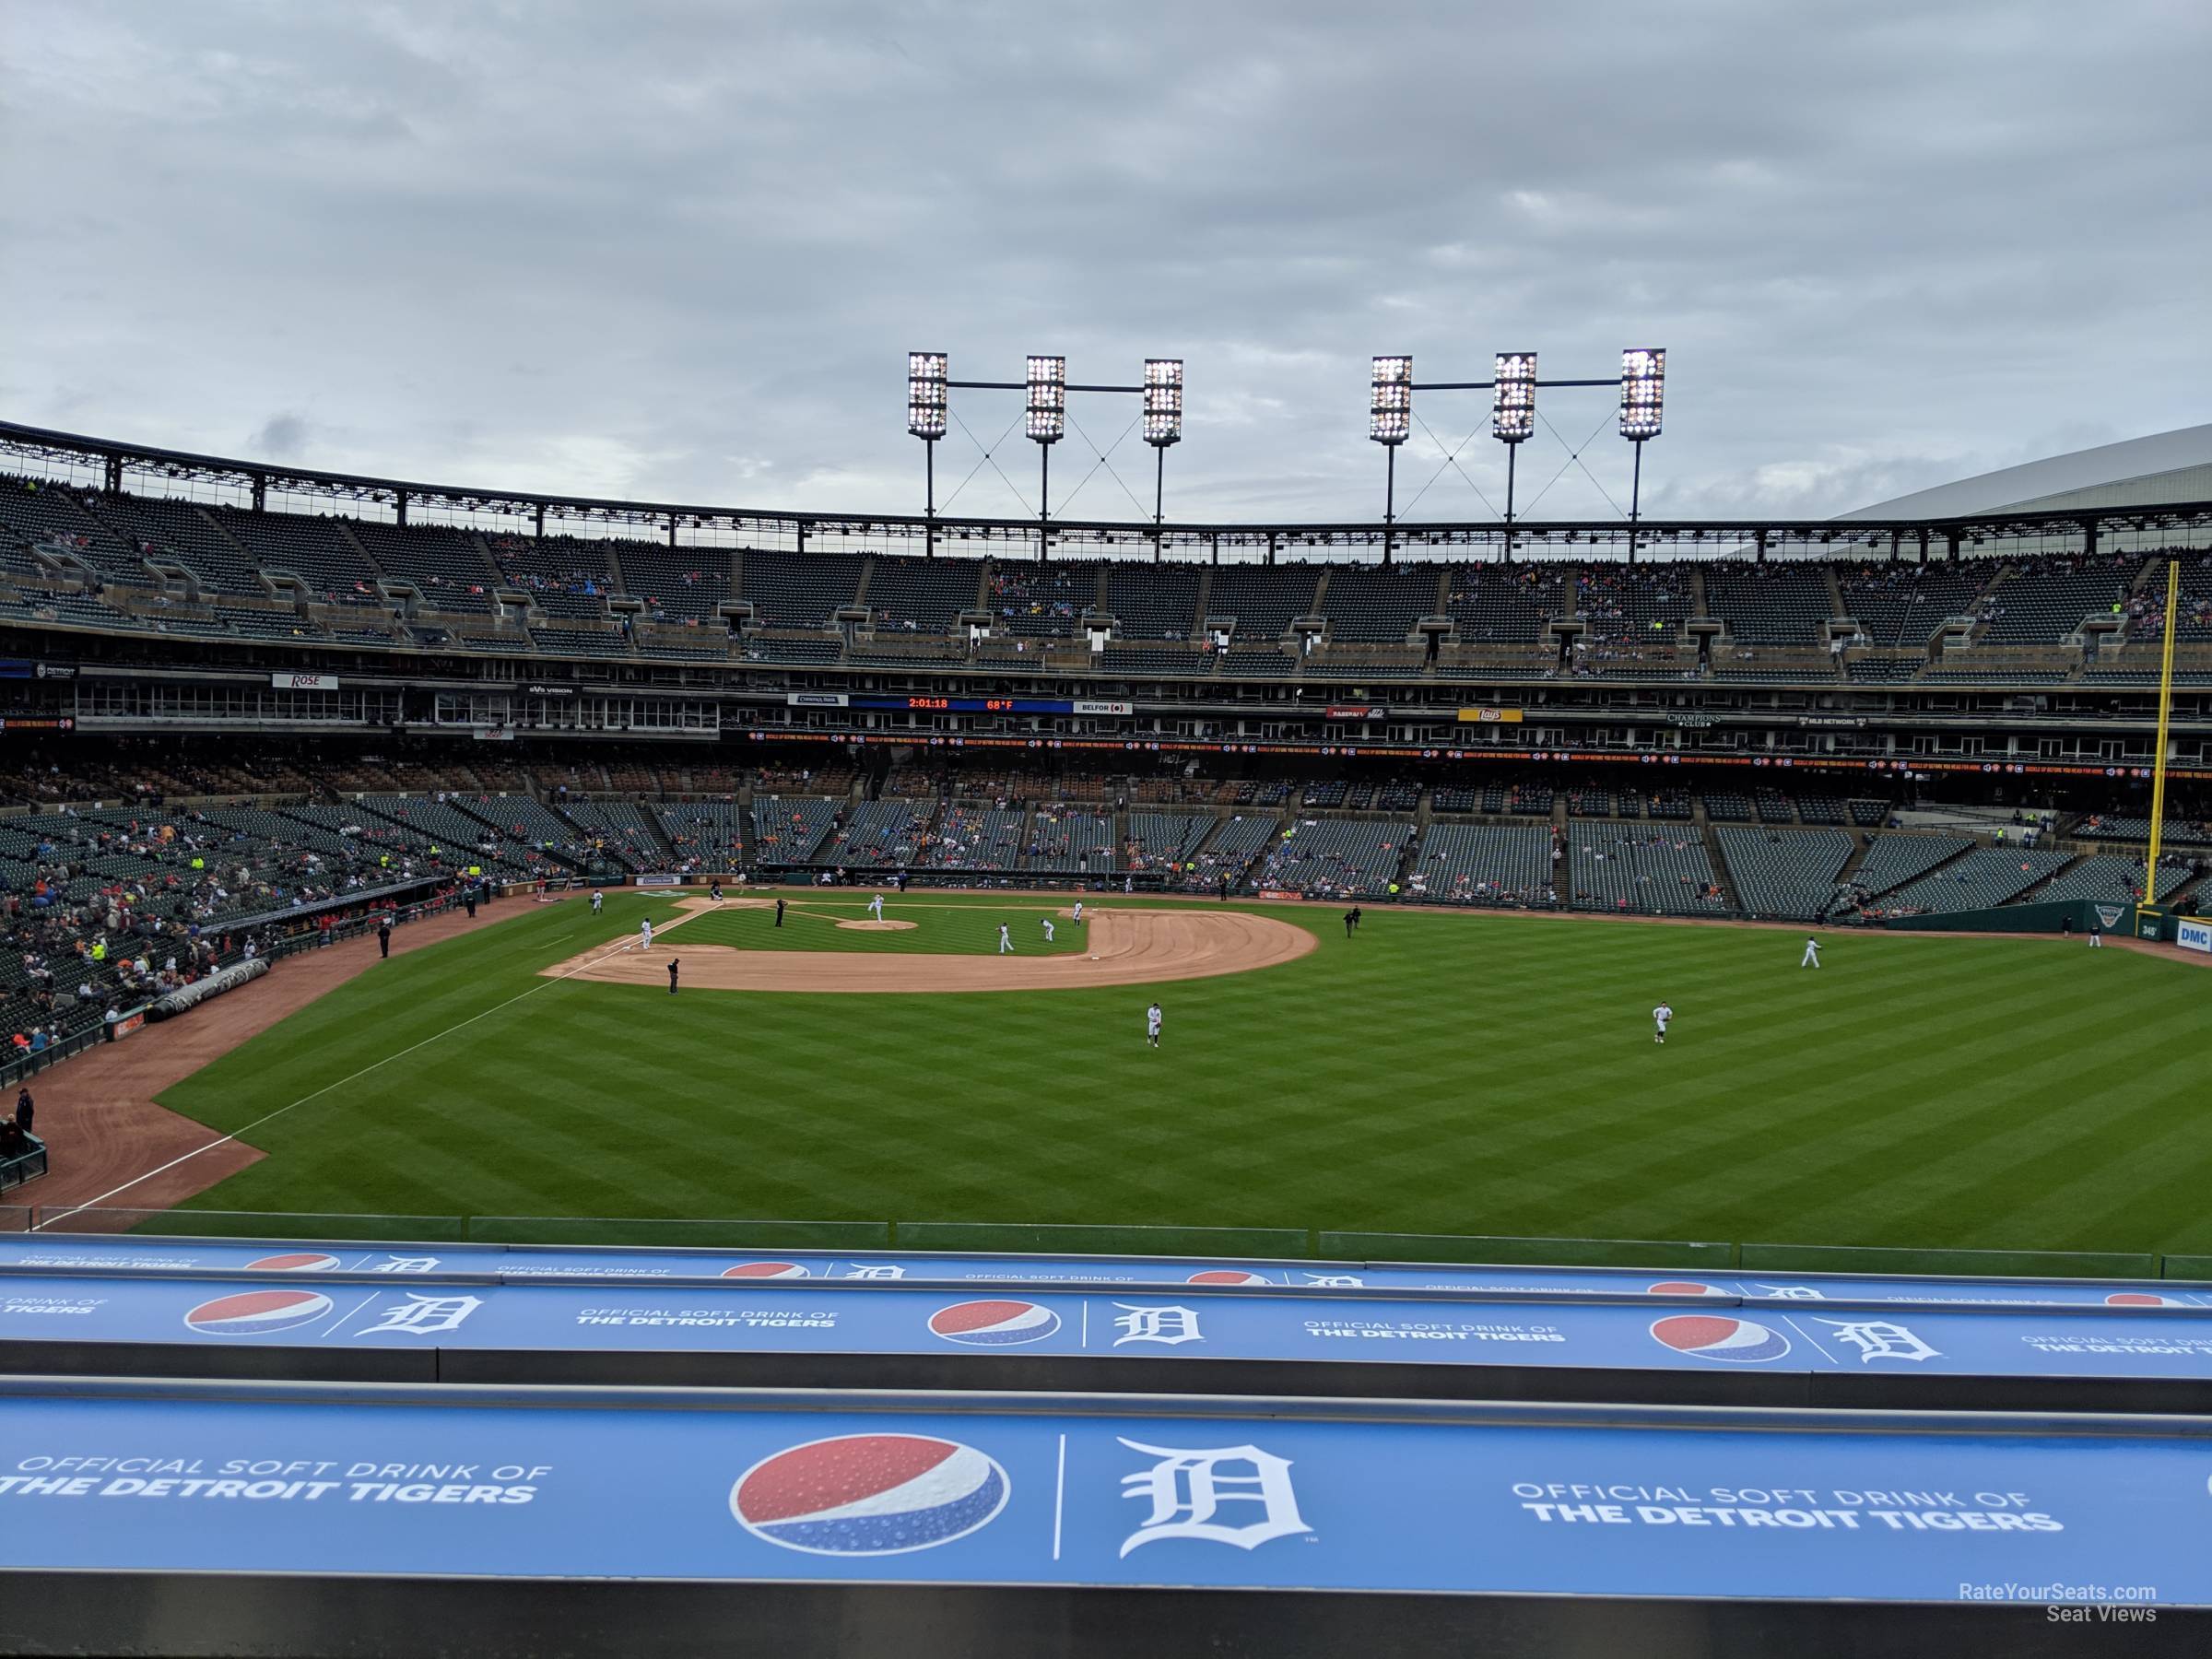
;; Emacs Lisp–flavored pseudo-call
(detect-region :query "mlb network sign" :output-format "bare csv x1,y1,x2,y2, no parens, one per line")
2177,919,2212,956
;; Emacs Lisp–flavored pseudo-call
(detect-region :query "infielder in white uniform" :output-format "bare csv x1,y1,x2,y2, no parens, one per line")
1147,1001,1162,1048
868,893,886,922
1072,900,1085,924
997,924,1013,955
591,890,603,916
1653,1001,1672,1045
639,917,653,953
1041,917,1055,942
1801,935,1820,968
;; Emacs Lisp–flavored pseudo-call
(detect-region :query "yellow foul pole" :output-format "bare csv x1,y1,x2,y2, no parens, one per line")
2144,559,2180,906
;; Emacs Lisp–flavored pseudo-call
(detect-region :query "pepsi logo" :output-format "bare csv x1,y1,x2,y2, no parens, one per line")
184,1289,335,1337
1648,1280,1725,1297
927,1300,1061,1347
720,1262,810,1278
2107,1292,2185,1307
1187,1270,1269,1286
731,1434,1008,1556
246,1253,343,1272
1651,1314,1792,1364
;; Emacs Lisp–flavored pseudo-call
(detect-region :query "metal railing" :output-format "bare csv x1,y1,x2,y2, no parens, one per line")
1,1206,2200,1281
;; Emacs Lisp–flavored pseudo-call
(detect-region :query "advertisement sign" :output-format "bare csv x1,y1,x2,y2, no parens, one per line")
4,1272,2210,1384
1,1384,2208,1603
1070,700,1133,716
524,684,576,699
2177,919,2211,956
1456,707,1524,724
1324,706,1386,720
787,692,849,708
271,672,337,691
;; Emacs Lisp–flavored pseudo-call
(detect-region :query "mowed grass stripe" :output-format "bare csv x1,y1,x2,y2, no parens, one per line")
153,897,2212,1254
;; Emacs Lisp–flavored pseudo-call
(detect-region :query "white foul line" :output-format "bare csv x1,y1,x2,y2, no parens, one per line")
39,932,642,1227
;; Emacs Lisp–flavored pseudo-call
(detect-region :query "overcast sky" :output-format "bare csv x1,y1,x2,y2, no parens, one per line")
3,0,2206,528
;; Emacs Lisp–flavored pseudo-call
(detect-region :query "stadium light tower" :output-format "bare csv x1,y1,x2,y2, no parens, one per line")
1027,354,1065,559
907,352,948,557
1370,356,1412,564
1619,347,1665,564
1492,352,1536,561
1144,358,1183,560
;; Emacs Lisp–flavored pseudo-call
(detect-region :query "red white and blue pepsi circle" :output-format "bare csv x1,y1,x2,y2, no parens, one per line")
719,1262,810,1278
246,1253,343,1272
730,1434,1009,1556
1648,1280,1727,1298
1187,1270,1270,1285
1650,1314,1793,1364
926,1300,1061,1347
183,1289,335,1337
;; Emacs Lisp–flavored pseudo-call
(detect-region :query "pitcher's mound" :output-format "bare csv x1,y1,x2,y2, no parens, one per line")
837,918,918,931
545,908,1313,994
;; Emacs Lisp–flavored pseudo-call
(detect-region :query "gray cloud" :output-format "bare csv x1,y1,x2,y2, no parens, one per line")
246,412,311,463
1,0,2205,525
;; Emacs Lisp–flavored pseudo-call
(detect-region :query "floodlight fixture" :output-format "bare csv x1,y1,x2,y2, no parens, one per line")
1370,356,1412,445
1492,352,1536,443
1026,355,1066,444
906,352,947,441
1143,359,1183,447
1619,347,1665,441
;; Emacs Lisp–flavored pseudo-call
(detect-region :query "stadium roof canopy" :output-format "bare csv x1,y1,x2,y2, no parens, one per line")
1841,425,2212,522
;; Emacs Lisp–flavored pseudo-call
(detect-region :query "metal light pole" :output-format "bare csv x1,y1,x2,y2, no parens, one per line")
1493,352,1535,564
1026,355,1065,561
906,352,947,558
1619,348,1665,566
1369,357,1411,567
1144,359,1182,563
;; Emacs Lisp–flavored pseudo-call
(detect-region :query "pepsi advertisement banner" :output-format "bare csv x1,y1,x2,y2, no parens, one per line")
2,1273,2209,1384
0,1382,2207,1606
3,1234,2203,1311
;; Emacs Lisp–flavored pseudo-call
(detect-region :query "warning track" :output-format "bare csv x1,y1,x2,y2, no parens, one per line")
540,905,1315,994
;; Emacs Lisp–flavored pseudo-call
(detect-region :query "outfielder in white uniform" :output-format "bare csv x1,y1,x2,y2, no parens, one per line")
639,917,653,953
1041,917,1055,942
868,893,885,922
1147,1002,1162,1048
997,924,1013,955
1801,935,1820,968
1653,1002,1672,1045
591,890,603,916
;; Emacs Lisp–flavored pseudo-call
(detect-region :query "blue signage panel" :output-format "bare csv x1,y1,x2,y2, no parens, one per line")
2,1274,2208,1382
2,1235,2201,1311
0,1383,2206,1604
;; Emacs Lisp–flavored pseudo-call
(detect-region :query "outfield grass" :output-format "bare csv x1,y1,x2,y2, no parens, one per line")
154,891,2212,1255
676,897,1089,956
